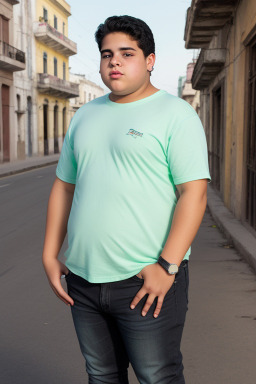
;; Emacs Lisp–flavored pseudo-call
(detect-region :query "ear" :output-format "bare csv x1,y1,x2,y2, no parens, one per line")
146,53,156,72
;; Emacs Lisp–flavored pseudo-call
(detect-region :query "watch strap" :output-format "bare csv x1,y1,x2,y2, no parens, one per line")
157,256,179,275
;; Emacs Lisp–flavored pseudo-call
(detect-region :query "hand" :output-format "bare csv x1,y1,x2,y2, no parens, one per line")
130,263,175,318
43,258,74,306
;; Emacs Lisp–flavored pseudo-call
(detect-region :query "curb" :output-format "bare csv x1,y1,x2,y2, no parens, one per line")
207,185,256,274
0,160,59,179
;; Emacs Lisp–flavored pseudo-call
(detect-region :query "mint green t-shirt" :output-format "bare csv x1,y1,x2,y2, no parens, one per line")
56,90,211,283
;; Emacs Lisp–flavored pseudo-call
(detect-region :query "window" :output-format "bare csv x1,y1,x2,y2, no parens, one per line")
84,91,87,103
89,93,91,101
63,22,65,35
54,57,57,77
17,94,21,111
43,52,47,73
63,62,66,80
94,94,96,99
43,8,48,22
54,15,58,30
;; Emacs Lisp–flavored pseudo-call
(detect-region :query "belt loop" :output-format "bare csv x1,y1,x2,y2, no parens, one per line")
180,260,188,268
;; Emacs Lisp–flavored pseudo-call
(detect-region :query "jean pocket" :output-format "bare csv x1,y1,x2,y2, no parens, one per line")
65,269,73,281
130,274,144,282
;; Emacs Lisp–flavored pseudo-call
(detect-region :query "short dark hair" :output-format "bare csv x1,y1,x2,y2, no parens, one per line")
95,15,155,58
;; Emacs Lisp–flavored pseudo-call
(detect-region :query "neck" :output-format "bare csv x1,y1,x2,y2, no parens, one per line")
109,83,160,104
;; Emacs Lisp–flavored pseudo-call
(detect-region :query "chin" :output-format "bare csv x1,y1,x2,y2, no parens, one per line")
111,89,130,96
102,79,129,93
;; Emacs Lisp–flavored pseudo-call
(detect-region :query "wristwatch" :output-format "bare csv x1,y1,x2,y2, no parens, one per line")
157,256,179,275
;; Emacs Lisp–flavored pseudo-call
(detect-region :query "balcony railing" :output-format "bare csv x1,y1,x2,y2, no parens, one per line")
37,73,79,99
0,41,26,72
34,22,77,56
2,41,25,63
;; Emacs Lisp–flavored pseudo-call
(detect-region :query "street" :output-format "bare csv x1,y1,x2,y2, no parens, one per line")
0,165,256,384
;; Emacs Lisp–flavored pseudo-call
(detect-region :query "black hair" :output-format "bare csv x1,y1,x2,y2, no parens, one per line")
95,15,155,58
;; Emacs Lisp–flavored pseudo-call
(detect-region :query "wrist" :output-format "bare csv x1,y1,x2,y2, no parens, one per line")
157,255,179,275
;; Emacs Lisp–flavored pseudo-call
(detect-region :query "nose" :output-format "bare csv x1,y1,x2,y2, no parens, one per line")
109,54,121,67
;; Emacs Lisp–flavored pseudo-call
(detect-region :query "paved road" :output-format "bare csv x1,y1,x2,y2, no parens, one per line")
0,165,255,384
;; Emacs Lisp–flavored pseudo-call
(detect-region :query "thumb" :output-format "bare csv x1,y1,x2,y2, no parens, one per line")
51,280,74,306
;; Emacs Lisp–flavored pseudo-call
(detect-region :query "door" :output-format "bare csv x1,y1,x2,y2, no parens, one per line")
2,85,10,162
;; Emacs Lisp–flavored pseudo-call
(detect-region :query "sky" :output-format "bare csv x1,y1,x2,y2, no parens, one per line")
68,0,198,96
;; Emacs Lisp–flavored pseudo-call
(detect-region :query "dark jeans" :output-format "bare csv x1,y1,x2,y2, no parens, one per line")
65,260,189,384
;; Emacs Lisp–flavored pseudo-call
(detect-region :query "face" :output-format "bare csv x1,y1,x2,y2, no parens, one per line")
99,32,155,98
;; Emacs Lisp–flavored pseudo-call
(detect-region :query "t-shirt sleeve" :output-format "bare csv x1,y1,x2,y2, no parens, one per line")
167,114,211,185
56,119,77,184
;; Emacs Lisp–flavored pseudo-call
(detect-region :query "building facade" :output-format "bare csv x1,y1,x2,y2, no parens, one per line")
0,0,26,162
184,0,256,234
1,0,79,162
34,0,79,155
13,0,37,159
69,73,105,117
179,60,200,113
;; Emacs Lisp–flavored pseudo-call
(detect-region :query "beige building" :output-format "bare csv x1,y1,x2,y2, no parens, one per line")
69,73,104,116
180,60,200,113
13,0,37,160
0,0,25,162
184,0,256,234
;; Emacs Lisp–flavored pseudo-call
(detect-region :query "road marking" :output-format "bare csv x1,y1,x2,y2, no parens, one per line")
0,183,10,188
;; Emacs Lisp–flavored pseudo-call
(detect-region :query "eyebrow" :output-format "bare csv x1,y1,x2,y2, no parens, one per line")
100,47,137,54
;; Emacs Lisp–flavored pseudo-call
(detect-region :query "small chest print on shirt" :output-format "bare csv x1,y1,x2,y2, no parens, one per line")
126,129,144,139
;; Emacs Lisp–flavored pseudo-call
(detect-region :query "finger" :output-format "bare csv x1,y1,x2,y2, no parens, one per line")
51,281,74,306
153,296,164,318
130,287,147,309
141,294,157,316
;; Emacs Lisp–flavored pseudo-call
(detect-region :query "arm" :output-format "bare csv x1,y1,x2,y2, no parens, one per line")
42,177,75,306
161,179,208,265
130,179,208,317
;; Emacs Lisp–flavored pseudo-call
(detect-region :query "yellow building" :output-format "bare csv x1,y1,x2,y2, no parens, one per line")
34,0,78,155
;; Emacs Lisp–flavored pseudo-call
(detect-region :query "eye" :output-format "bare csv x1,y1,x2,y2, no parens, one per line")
102,54,111,59
124,53,133,57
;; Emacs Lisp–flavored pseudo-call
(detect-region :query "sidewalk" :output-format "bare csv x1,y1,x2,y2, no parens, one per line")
207,185,256,274
182,207,256,384
0,154,59,178
1,156,255,276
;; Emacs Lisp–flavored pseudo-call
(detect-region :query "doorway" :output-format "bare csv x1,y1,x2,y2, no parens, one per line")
43,102,48,155
1,84,10,162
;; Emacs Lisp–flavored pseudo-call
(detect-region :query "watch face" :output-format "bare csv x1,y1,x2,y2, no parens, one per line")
168,264,178,274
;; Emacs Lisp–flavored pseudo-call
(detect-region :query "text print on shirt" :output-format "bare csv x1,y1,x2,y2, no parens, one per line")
126,129,144,139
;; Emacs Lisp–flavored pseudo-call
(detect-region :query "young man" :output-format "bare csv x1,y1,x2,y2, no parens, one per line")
42,15,211,384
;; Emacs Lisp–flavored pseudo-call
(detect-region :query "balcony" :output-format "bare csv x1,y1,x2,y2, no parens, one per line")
0,41,26,72
34,22,77,56
191,48,226,90
5,0,20,4
71,100,84,110
37,73,79,98
184,0,239,49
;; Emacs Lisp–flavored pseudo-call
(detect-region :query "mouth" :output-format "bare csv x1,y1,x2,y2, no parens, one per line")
109,71,123,79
